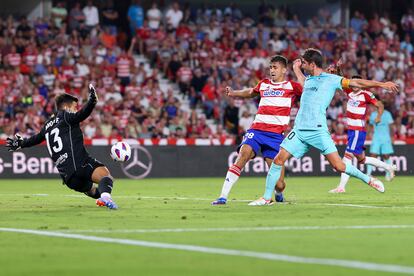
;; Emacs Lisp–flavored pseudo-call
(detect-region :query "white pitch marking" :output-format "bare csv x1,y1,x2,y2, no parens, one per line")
58,224,414,234
1,228,414,275
322,203,384,209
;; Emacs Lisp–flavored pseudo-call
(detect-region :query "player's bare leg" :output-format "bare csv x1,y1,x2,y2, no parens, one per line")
265,158,285,202
249,148,291,206
329,151,357,193
92,166,118,209
325,151,384,193
212,145,255,205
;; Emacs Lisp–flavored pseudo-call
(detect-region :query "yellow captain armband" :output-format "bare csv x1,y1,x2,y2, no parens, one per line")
342,78,351,89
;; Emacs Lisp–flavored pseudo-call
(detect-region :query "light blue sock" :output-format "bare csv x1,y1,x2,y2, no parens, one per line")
385,159,391,178
345,163,370,184
263,163,282,200
366,164,373,176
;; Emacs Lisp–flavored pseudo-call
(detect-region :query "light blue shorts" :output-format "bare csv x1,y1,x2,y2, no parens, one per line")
369,141,394,155
281,128,338,158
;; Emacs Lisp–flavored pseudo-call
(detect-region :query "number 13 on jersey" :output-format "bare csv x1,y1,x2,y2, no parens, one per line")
45,128,63,155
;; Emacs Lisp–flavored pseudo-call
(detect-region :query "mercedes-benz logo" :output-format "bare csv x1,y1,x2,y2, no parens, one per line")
121,145,153,179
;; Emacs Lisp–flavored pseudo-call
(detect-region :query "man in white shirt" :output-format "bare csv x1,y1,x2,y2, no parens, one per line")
165,2,183,29
147,2,162,30
239,110,254,133
83,0,99,29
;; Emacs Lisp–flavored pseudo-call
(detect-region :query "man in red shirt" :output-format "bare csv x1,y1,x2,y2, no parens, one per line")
212,55,302,205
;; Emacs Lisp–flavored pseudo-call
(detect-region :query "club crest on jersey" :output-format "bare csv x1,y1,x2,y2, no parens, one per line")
263,88,285,97
349,99,360,107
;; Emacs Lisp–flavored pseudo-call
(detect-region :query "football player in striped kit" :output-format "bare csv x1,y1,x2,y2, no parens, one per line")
329,75,396,193
212,55,302,205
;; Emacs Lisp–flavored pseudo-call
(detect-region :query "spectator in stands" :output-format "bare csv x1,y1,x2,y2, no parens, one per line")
223,98,238,136
69,2,85,32
165,2,183,29
102,0,119,34
189,68,207,108
167,52,182,81
100,26,117,49
201,77,217,119
401,9,414,36
128,0,144,36
116,38,135,87
401,34,414,55
147,2,162,30
177,61,193,94
82,0,99,31
51,1,67,29
239,110,254,134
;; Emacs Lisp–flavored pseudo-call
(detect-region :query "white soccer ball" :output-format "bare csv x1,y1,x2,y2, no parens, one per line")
110,141,131,162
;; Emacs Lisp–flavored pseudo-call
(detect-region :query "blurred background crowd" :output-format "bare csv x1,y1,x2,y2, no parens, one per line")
1,0,414,143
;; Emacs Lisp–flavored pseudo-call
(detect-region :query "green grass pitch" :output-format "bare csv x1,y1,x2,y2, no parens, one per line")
1,176,414,276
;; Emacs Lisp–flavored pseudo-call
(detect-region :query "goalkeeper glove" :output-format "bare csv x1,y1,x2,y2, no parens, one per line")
88,83,98,103
6,134,23,151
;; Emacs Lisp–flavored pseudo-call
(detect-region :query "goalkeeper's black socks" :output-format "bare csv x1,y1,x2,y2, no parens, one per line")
98,176,114,197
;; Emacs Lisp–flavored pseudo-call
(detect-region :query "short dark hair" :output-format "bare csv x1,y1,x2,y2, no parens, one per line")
270,55,288,67
55,93,78,110
302,48,323,68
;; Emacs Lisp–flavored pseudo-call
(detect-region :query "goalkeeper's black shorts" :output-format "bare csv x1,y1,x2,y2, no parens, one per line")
65,157,105,192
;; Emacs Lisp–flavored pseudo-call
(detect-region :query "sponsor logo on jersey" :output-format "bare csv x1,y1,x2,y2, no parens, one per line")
55,152,68,166
349,99,360,107
263,89,285,97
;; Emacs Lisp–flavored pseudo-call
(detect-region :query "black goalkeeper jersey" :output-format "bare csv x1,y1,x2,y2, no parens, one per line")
21,97,96,183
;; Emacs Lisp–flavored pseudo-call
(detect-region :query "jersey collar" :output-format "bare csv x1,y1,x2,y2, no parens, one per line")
269,79,287,85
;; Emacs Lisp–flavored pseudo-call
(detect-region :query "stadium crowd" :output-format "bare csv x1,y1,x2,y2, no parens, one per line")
1,1,414,142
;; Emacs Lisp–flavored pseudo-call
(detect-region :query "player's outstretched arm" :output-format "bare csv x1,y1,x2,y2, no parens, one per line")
6,131,45,151
345,78,399,93
225,86,259,98
292,59,305,87
65,83,98,125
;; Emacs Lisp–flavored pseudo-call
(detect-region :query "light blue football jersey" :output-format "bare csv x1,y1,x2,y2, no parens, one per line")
295,72,343,130
369,110,394,143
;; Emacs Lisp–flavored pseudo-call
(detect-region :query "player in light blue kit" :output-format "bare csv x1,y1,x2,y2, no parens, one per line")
249,48,399,206
367,107,395,180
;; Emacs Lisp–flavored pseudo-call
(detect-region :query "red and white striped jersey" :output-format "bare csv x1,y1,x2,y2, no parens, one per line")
62,65,74,78
346,90,377,131
102,76,114,88
6,53,21,67
72,75,84,88
177,66,192,82
251,79,302,133
117,56,132,78
23,53,37,66
125,85,141,97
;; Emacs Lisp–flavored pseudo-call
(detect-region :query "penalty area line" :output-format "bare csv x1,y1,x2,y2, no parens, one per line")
0,227,414,275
